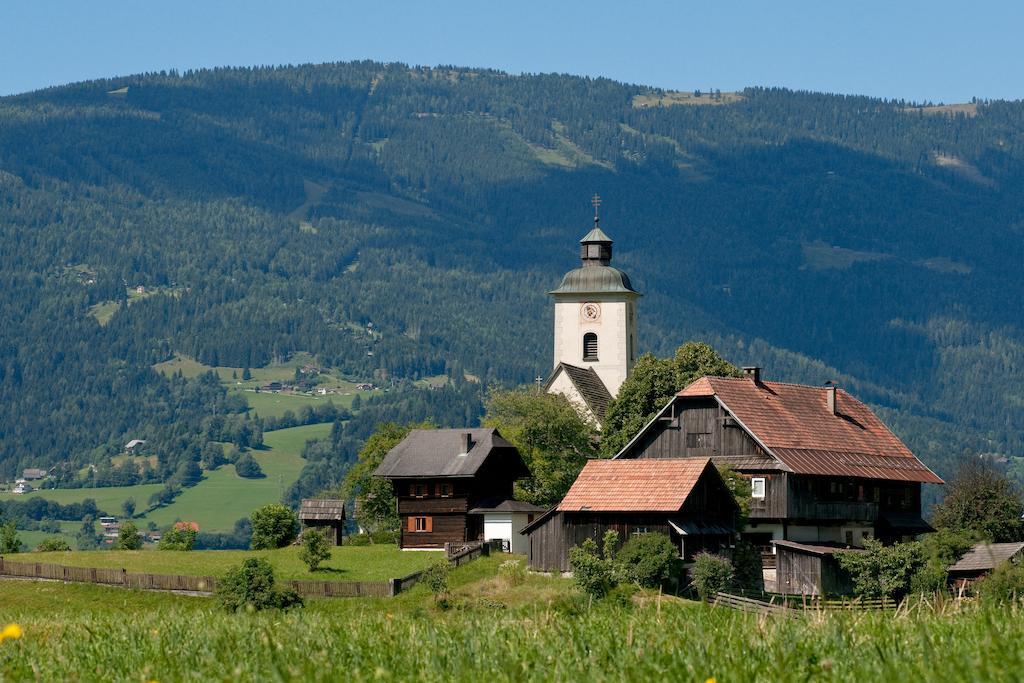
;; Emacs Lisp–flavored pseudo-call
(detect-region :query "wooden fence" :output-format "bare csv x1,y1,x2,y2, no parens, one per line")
715,591,894,615
0,557,391,598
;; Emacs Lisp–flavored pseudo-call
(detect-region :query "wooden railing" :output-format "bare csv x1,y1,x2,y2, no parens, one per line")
0,556,392,598
715,590,895,613
1,538,502,599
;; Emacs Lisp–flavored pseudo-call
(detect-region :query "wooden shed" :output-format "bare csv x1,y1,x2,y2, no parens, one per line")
523,458,737,572
947,542,1024,590
299,499,346,546
773,540,858,596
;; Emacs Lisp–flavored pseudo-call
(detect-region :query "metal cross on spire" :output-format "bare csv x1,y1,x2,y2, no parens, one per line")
591,193,602,225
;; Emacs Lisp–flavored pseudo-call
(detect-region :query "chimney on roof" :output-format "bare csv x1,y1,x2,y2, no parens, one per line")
825,382,837,415
458,432,473,456
742,366,761,384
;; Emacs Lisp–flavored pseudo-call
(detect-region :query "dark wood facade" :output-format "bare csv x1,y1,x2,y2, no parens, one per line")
397,476,512,549
774,541,856,596
618,395,926,545
524,464,737,572
375,429,531,551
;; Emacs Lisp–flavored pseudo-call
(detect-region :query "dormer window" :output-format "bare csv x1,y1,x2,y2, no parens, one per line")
583,333,598,361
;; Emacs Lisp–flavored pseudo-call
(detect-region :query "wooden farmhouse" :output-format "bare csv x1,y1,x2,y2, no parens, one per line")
523,458,738,572
614,369,942,557
374,428,531,550
299,499,347,546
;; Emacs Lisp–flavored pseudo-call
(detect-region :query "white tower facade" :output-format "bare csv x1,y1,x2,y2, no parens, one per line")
549,223,640,398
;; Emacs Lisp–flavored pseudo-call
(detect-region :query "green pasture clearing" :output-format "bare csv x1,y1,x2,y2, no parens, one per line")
0,558,1022,681
240,389,361,419
11,545,441,582
0,484,163,515
136,423,329,532
152,353,373,417
88,287,162,326
632,89,744,108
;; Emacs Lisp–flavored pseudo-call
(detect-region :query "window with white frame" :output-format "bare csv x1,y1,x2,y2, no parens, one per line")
751,477,766,499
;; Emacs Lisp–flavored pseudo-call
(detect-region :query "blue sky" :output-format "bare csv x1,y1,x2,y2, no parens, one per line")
2,1,1022,102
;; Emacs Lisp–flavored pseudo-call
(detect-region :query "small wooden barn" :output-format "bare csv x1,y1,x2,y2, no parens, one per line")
947,542,1024,589
522,458,737,572
773,540,858,596
299,499,347,546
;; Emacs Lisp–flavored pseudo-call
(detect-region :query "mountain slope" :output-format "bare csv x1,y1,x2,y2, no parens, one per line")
1,62,1023,486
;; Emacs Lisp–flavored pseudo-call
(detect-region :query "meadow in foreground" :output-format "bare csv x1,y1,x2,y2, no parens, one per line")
0,556,1021,682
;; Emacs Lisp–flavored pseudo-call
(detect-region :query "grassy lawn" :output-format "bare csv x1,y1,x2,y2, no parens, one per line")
136,423,329,533
0,559,1021,681
11,545,441,582
0,484,163,514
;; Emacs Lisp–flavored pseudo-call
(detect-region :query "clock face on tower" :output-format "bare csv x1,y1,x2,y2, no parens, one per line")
580,302,601,322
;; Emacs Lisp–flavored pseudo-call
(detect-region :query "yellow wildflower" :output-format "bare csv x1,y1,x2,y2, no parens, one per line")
0,623,23,641
705,678,716,683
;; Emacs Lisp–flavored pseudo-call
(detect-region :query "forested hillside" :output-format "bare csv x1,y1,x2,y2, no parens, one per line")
1,61,1022,488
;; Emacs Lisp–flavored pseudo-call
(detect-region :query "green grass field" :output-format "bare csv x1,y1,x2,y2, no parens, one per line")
0,555,1020,681
3,423,329,541
241,389,360,418
135,423,330,532
12,545,440,582
0,484,163,513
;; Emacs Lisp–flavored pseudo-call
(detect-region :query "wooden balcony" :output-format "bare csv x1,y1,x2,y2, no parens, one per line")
788,500,879,522
397,497,469,515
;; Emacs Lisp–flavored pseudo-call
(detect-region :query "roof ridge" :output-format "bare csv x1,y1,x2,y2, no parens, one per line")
704,376,846,391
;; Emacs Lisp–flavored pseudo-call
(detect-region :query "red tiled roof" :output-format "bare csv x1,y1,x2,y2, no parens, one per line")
677,377,942,484
558,458,712,512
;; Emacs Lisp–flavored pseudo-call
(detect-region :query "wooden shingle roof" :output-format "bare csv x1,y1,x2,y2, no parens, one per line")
558,458,713,512
545,363,613,421
373,428,529,479
675,377,942,483
949,542,1024,573
299,499,346,521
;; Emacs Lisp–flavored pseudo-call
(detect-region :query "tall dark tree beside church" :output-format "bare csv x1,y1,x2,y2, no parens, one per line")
483,389,598,506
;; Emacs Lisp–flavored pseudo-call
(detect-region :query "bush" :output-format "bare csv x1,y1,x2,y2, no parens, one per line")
159,522,198,551
250,504,298,550
420,561,450,604
116,521,142,550
35,538,71,552
690,552,734,601
299,528,331,571
216,558,304,612
911,531,975,595
498,559,527,587
235,452,264,479
0,521,21,553
836,539,922,600
569,538,617,599
974,561,1024,602
731,541,764,590
617,533,680,588
345,533,371,546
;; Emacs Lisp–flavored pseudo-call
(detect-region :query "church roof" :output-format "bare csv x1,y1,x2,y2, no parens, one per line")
545,363,613,421
580,226,612,243
549,265,639,295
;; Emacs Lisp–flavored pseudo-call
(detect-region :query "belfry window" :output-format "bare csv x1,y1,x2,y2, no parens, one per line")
583,333,598,361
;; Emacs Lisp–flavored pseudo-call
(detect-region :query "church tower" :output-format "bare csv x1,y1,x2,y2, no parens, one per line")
545,199,640,426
